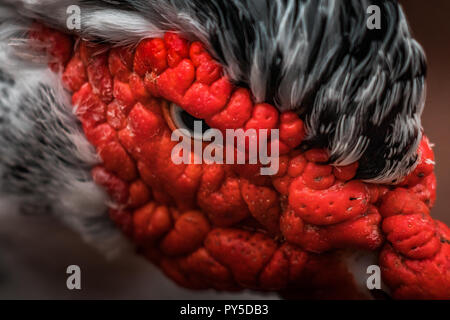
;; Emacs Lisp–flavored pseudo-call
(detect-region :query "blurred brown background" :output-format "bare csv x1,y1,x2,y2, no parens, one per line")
402,0,450,225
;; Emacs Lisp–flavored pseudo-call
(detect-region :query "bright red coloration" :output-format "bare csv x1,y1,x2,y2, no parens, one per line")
29,23,73,72
32,25,450,299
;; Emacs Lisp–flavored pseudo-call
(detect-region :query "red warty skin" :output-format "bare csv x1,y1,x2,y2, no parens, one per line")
30,23,450,299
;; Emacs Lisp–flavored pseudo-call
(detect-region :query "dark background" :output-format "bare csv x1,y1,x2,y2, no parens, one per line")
402,0,450,225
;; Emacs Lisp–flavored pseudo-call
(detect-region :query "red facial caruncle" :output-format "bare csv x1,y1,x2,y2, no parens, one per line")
30,23,450,299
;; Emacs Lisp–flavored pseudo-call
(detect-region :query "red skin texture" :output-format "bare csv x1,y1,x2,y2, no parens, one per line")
63,52,87,91
32,25,449,299
380,220,450,299
29,23,73,72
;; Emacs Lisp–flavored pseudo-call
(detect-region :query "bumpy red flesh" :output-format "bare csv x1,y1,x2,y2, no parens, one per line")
31,24,449,299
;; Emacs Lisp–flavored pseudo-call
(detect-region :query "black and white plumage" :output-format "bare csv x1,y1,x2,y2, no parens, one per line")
0,0,425,284
1,0,426,184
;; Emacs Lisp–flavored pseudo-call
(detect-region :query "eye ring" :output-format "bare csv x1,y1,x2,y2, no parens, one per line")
162,102,209,141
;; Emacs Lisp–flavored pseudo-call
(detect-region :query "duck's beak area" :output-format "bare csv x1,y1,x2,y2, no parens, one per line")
29,22,450,299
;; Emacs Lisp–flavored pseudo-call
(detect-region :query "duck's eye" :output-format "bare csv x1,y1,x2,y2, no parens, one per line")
163,102,210,141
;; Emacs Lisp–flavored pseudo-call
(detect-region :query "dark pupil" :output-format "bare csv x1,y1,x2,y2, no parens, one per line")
180,110,210,133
